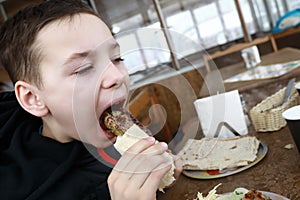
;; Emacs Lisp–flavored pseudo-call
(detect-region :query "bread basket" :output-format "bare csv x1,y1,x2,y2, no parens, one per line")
249,86,298,132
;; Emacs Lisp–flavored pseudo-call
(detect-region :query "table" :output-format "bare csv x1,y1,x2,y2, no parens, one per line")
223,47,300,93
158,47,300,200
200,47,300,100
158,127,300,200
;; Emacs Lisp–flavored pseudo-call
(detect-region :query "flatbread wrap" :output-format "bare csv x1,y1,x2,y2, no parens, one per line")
101,109,175,191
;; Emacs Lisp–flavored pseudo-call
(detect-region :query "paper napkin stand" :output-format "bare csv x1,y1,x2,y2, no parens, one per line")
194,90,248,138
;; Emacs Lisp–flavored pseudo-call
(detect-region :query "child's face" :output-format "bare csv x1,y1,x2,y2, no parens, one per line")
35,13,130,148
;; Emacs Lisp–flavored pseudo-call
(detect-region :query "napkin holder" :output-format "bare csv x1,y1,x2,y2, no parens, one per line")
194,90,248,138
213,121,241,137
249,86,298,132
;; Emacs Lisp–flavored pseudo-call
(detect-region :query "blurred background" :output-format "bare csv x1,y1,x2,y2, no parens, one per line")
1,0,300,142
1,0,300,86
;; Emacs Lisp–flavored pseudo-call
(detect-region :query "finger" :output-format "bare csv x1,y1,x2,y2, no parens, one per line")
141,161,172,192
142,141,169,156
112,138,165,184
173,155,183,176
118,142,169,175
108,151,171,199
114,137,156,172
111,141,170,192
126,152,171,189
115,140,168,173
126,136,156,154
126,161,172,199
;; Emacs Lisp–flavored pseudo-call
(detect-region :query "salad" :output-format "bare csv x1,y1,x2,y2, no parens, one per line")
195,184,271,200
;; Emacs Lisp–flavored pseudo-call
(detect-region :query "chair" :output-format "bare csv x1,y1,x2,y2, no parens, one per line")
270,26,300,50
127,86,173,142
203,35,278,71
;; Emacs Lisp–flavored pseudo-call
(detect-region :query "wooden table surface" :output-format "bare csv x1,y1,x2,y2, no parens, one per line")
158,127,300,200
200,47,300,100
158,47,300,200
223,47,300,93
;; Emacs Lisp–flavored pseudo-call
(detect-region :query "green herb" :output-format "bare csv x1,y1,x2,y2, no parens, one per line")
235,191,244,195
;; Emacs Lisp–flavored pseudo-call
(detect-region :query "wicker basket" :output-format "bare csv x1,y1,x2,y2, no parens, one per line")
249,86,298,132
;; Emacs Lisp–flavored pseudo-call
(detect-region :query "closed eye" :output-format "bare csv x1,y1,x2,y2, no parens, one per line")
75,65,93,75
113,57,124,64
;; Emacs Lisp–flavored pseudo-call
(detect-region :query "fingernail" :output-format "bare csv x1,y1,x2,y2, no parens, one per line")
147,136,155,143
160,142,168,148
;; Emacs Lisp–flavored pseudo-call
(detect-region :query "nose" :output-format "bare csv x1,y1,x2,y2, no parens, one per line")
101,63,126,89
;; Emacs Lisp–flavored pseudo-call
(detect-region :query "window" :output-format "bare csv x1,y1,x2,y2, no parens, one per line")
112,0,297,77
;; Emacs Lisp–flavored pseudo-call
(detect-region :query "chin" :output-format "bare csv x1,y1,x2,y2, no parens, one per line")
93,128,117,148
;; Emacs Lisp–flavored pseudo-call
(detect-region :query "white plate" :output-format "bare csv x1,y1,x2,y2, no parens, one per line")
219,190,289,200
183,142,268,179
262,191,290,200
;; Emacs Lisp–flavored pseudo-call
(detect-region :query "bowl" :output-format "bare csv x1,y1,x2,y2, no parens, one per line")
295,82,300,95
282,105,300,153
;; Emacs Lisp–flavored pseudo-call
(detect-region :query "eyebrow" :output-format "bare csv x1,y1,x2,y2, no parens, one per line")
62,41,121,66
62,51,90,66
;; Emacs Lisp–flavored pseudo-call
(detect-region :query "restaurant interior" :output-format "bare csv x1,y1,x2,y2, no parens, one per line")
0,0,300,199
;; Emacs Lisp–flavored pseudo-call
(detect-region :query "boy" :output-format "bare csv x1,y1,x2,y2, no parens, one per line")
0,0,181,199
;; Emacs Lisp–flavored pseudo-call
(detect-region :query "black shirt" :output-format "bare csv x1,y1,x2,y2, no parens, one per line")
0,91,113,200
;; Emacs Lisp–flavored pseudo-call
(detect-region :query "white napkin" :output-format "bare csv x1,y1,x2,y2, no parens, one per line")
194,90,248,138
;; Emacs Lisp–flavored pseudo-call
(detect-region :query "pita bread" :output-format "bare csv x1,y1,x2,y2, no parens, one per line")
114,124,175,191
178,136,260,170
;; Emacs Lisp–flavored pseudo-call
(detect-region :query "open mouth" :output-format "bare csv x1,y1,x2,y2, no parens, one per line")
99,100,152,137
99,100,133,136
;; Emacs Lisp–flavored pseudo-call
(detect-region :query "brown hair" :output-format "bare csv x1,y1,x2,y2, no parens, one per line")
0,0,99,87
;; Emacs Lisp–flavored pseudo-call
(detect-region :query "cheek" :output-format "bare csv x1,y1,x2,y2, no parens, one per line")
40,81,75,123
46,94,74,123
119,66,130,86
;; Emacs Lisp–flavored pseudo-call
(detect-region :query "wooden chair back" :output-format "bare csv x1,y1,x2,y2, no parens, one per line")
203,35,278,71
128,87,172,141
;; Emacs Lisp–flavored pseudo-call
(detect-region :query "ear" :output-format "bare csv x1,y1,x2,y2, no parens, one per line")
15,81,49,117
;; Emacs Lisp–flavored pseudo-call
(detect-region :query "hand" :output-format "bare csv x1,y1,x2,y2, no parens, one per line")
174,155,183,179
108,137,172,200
